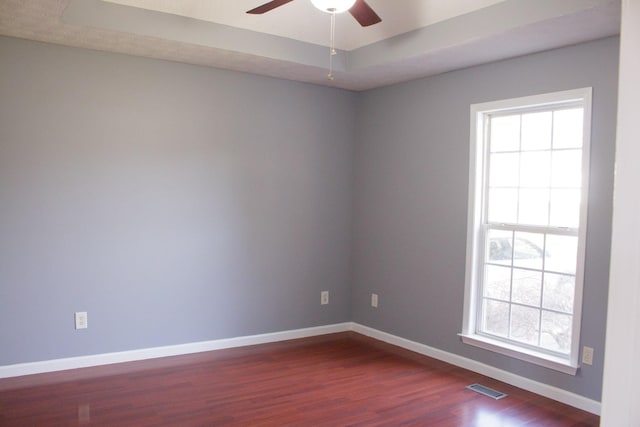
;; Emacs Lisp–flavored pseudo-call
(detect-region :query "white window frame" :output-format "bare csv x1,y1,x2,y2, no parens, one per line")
460,88,592,375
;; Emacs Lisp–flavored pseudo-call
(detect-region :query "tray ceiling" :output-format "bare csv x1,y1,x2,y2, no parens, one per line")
0,0,621,90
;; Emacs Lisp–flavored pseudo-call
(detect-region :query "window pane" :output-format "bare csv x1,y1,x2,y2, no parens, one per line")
518,189,549,226
487,229,513,266
489,152,520,187
545,235,578,274
469,90,590,364
550,189,581,228
484,265,511,300
520,151,551,188
483,299,510,337
510,305,540,345
488,188,518,224
543,273,575,314
512,232,544,270
491,115,521,152
540,311,572,353
551,149,582,188
521,111,552,151
553,109,583,149
512,269,542,306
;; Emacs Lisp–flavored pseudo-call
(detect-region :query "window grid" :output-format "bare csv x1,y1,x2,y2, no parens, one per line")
479,227,578,356
477,105,583,357
462,88,592,374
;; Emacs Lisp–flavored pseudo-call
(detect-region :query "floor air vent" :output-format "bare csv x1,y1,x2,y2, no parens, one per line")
466,383,508,400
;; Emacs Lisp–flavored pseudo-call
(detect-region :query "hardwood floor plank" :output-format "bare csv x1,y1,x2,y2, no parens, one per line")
0,332,599,426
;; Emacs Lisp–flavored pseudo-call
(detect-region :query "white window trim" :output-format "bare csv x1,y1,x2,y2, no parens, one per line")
461,88,593,375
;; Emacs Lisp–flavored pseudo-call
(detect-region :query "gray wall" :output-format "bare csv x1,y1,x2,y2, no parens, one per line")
351,37,618,401
0,35,619,401
0,36,355,365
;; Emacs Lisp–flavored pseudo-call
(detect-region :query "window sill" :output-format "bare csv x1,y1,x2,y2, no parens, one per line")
458,333,579,375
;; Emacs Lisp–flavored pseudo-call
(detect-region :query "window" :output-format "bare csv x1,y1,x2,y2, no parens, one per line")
461,88,592,374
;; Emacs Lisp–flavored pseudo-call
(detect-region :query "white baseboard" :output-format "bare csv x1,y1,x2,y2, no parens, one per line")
0,323,351,379
350,323,601,415
0,321,600,415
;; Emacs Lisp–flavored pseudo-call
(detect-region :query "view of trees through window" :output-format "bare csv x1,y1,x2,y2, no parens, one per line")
479,107,584,355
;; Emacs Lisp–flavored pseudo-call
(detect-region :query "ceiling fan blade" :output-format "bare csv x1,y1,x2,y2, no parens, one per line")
246,0,296,14
349,0,382,27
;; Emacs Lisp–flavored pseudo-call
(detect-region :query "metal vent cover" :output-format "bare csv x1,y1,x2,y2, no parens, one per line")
466,383,508,400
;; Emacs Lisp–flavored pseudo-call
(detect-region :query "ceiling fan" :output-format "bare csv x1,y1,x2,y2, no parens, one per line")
247,0,382,27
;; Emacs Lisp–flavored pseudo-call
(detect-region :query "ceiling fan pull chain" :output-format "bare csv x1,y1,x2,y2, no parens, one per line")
328,10,336,80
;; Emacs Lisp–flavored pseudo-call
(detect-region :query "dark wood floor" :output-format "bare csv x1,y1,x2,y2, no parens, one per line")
0,332,599,426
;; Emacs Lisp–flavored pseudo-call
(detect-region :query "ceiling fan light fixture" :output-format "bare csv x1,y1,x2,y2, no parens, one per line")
310,0,356,14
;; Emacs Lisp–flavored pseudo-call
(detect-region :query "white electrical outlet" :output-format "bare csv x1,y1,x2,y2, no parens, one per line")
371,293,378,308
321,291,329,305
582,346,594,365
75,311,88,330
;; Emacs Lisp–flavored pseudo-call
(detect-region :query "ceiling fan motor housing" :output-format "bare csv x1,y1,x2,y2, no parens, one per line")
310,0,357,14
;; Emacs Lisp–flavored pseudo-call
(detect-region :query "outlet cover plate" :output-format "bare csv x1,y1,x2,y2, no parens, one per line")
321,291,329,305
75,311,88,329
582,346,594,365
371,293,378,308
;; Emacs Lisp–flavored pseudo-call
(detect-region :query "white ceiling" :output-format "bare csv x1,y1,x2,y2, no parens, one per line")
0,0,621,91
101,0,509,51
